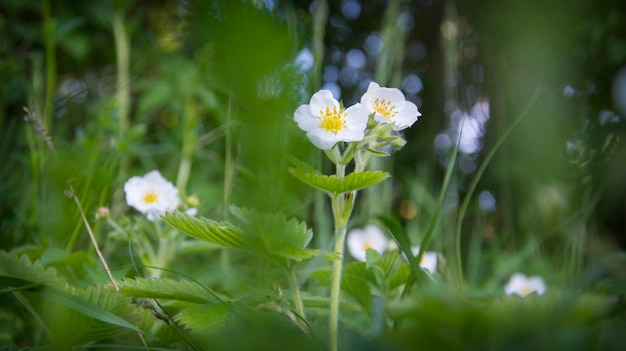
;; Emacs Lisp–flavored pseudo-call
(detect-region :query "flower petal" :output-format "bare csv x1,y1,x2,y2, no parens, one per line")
347,225,388,262
309,90,339,116
392,100,420,131
294,104,318,132
306,131,337,150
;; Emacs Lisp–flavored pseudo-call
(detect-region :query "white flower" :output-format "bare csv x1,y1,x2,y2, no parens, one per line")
504,273,547,297
360,82,421,130
347,225,388,262
409,247,438,274
124,170,180,221
294,90,369,150
184,207,198,217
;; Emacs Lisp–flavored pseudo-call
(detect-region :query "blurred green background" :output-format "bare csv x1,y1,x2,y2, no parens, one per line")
3,0,624,263
1,0,626,348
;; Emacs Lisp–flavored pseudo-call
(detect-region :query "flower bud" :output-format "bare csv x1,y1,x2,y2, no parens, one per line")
390,136,407,150
95,207,110,221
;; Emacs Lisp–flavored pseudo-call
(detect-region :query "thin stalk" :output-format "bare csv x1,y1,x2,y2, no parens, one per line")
391,121,462,331
66,184,119,291
311,0,327,93
176,97,197,196
454,86,541,286
42,0,56,131
223,92,235,214
112,10,130,216
288,265,306,321
113,12,130,141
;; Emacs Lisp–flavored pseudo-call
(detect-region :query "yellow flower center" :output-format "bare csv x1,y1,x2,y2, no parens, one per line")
319,106,346,133
521,284,532,296
143,190,159,204
373,98,397,120
363,241,372,250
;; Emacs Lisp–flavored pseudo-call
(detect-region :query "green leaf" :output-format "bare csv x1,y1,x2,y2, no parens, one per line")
376,216,425,284
342,262,375,312
232,207,322,263
288,168,390,195
63,285,145,343
116,277,214,303
175,304,231,334
0,276,141,334
0,250,66,289
377,252,401,278
364,147,390,157
386,264,411,292
163,211,262,251
365,249,381,270
286,155,317,173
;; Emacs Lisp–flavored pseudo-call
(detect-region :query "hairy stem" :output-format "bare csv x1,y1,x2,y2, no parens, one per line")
329,199,347,351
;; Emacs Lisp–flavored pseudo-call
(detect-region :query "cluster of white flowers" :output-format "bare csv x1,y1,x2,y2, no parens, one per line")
346,225,438,274
504,273,547,297
124,170,181,221
294,82,421,150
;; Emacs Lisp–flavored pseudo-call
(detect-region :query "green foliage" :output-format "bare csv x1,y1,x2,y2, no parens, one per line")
175,303,231,335
2,0,626,349
0,250,66,289
0,251,144,348
342,262,374,313
117,277,216,304
162,211,260,251
164,207,326,267
232,207,321,264
289,166,390,196
385,290,616,351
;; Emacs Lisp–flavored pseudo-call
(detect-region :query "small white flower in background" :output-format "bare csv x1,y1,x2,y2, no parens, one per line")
505,273,547,297
409,247,438,274
361,82,421,131
184,207,198,217
294,89,369,150
124,170,180,221
347,225,388,262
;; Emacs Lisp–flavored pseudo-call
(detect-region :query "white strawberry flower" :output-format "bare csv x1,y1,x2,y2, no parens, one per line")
294,89,369,150
504,273,547,297
347,225,388,262
360,82,421,130
409,246,438,274
124,170,180,221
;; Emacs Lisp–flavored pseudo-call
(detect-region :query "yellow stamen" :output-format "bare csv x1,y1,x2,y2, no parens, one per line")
521,284,532,295
363,242,372,250
318,106,347,133
143,190,159,204
374,98,397,120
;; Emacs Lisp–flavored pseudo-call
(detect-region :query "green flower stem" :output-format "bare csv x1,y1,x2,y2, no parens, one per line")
329,188,356,351
329,196,347,351
151,220,178,279
288,265,306,321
